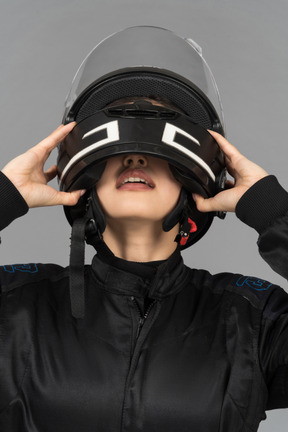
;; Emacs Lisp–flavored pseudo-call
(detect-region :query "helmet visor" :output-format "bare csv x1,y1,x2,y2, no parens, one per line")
63,26,224,131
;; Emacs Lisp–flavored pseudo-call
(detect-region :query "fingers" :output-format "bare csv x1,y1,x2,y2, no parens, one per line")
192,192,235,213
208,130,242,161
38,122,76,155
192,193,217,213
193,132,269,214
55,189,86,207
28,188,87,208
26,122,76,171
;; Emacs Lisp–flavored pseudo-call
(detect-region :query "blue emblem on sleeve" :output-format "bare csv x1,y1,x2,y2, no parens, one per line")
236,276,272,291
3,264,38,274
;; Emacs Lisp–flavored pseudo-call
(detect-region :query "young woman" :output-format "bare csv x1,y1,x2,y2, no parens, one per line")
1,26,288,432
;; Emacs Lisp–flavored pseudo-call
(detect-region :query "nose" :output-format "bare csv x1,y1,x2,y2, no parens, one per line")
123,154,148,168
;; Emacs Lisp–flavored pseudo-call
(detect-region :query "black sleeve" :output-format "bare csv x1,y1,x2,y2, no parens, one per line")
0,171,29,231
236,176,288,408
0,172,29,311
236,175,288,280
259,287,288,409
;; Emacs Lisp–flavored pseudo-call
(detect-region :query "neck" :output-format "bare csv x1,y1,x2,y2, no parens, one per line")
102,219,179,262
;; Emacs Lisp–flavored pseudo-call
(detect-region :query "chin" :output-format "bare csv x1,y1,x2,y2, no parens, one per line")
100,193,180,225
105,208,165,225
110,213,163,224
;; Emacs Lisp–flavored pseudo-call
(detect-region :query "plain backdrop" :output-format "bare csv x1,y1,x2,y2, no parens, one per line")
1,0,288,430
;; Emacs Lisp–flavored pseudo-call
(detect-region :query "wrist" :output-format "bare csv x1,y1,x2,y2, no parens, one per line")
0,171,29,230
235,175,288,234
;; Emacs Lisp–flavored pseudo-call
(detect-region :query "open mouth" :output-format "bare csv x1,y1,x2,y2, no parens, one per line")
120,177,153,187
116,169,155,189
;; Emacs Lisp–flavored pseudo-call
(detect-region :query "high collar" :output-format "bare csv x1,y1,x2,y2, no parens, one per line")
90,243,190,300
94,240,168,278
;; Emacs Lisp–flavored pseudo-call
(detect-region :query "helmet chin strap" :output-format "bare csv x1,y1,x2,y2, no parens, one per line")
69,189,103,319
162,187,198,245
69,212,94,319
162,188,188,232
69,187,197,319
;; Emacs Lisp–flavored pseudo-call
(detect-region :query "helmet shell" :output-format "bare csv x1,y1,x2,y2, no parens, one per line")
58,26,227,248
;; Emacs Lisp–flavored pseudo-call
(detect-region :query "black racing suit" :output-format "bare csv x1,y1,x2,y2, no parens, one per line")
1,172,288,432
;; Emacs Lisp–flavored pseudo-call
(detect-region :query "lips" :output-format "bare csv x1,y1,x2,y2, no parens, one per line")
116,168,155,189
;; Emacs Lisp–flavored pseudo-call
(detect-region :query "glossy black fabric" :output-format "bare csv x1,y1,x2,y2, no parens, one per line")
1,243,288,431
1,174,288,431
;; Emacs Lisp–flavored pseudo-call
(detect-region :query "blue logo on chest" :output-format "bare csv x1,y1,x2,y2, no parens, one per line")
236,276,272,291
3,264,38,274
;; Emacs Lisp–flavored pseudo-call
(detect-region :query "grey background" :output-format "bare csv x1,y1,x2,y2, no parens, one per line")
1,0,288,429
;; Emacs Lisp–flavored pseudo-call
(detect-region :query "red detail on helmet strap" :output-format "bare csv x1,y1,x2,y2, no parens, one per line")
179,218,197,246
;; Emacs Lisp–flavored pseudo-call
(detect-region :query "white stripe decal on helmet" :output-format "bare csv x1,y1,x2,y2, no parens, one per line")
162,123,216,181
60,120,120,186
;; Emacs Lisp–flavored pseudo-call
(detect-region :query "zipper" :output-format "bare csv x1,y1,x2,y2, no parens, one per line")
121,263,169,431
120,298,160,431
130,296,156,340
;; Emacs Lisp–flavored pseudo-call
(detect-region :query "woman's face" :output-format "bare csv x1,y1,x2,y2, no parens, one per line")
96,154,181,225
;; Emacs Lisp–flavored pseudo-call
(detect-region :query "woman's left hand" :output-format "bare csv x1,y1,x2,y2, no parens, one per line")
192,131,269,213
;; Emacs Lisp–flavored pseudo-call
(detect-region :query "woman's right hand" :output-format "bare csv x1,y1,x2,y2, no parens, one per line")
1,123,85,208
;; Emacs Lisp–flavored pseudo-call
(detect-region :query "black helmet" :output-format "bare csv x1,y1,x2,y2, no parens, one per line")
57,26,226,247
57,26,226,317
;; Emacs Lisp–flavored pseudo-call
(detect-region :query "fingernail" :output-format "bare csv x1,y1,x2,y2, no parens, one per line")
80,189,86,196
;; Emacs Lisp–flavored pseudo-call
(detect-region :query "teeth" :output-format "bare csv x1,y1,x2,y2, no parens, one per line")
121,177,149,185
